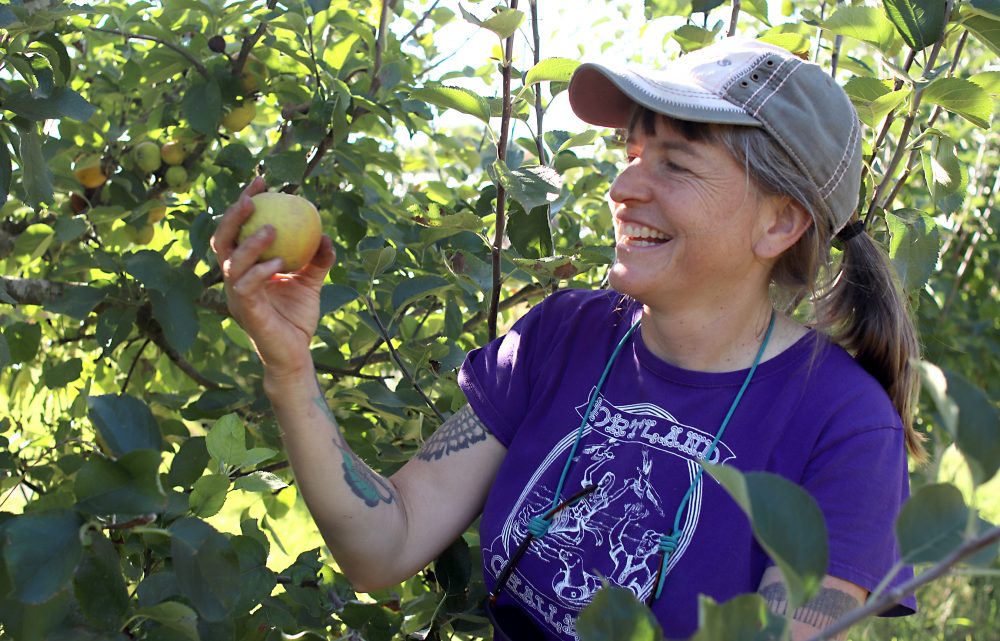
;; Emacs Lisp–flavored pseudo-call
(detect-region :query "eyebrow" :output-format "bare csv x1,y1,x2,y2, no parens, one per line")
625,136,705,159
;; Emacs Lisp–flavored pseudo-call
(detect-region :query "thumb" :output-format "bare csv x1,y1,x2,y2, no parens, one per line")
299,235,336,283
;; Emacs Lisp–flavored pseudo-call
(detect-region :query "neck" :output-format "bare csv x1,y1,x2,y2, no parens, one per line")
638,295,784,372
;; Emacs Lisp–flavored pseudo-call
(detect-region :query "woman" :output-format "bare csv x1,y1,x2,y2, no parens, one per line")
211,38,919,641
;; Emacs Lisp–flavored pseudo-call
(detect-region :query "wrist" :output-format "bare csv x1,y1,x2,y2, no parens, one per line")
263,361,318,400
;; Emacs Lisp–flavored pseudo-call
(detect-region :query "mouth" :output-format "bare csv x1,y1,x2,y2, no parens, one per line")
616,221,672,248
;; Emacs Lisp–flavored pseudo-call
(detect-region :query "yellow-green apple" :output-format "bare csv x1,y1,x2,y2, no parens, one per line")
160,142,187,166
133,141,162,173
237,192,322,272
165,166,188,188
222,101,256,133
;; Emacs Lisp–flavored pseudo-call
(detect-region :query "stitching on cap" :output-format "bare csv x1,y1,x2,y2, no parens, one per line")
819,115,860,198
749,58,800,116
721,53,771,92
621,74,744,112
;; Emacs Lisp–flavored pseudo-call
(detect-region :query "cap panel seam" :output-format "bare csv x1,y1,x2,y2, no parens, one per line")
720,52,771,92
818,116,860,200
749,58,801,117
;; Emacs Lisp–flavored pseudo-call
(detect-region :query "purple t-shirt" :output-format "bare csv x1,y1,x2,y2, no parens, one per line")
459,289,915,640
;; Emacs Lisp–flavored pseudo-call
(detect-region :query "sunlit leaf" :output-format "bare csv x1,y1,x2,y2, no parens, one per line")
823,6,899,52
577,584,665,641
886,209,941,292
410,85,491,123
883,0,946,50
524,57,580,86
922,77,993,129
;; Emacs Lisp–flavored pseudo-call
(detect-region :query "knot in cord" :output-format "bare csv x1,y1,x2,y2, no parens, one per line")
659,532,681,555
528,516,551,538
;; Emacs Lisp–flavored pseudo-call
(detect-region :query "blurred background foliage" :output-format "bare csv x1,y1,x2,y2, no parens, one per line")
0,0,997,639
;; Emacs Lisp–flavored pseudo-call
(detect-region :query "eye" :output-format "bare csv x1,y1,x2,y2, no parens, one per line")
663,160,687,173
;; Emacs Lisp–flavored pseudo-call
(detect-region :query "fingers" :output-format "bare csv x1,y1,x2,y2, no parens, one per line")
222,224,278,284
210,175,267,265
230,257,285,300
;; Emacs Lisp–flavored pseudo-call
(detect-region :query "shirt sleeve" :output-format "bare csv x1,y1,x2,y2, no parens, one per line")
800,423,917,616
457,300,551,447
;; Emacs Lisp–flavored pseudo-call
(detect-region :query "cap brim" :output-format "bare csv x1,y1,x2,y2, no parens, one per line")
568,62,760,129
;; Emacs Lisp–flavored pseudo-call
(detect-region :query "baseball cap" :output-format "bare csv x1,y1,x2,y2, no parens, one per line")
567,37,862,233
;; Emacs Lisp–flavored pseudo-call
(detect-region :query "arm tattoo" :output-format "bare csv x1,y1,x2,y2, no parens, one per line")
312,394,396,508
415,405,488,461
759,582,860,640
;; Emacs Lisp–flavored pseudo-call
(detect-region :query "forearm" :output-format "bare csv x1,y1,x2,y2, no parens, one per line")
264,365,410,591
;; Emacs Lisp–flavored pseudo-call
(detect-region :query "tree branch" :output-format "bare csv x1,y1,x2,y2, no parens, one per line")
805,524,1000,641
364,295,445,422
488,0,519,342
90,27,210,79
122,338,152,396
727,0,741,37
529,0,547,165
400,0,442,45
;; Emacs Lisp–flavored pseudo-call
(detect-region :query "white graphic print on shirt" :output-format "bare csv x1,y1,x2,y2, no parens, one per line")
482,389,737,640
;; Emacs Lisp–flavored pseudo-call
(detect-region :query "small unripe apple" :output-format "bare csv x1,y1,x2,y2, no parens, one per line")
134,224,155,245
238,192,322,272
160,142,187,166
222,101,256,133
165,166,188,188
73,156,108,189
148,200,167,223
236,54,268,94
133,141,162,173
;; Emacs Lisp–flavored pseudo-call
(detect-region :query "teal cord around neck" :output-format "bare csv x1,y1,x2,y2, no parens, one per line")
652,310,776,600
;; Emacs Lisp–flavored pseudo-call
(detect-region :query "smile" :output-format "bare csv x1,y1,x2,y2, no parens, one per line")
617,222,672,246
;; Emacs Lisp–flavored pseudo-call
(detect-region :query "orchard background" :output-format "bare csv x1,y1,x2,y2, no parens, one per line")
0,0,998,639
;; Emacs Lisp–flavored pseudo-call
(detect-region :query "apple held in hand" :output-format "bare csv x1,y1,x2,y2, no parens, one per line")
238,192,322,272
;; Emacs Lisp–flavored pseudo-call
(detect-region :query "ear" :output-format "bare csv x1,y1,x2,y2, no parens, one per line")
753,196,812,260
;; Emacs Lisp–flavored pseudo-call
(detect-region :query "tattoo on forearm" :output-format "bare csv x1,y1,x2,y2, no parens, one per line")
416,405,488,461
312,394,396,508
759,582,859,639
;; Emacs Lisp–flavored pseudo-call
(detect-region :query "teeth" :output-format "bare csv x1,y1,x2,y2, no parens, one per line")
620,222,669,241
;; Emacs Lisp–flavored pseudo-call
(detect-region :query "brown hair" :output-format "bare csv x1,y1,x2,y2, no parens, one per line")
626,106,926,460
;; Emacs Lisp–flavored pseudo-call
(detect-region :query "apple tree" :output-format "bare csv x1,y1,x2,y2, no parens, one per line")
0,1,997,640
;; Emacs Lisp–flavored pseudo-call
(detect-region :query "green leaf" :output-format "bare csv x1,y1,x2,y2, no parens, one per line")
263,150,308,184
685,593,788,641
181,78,222,135
3,86,96,121
556,130,598,153
883,0,947,50
920,136,967,209
4,321,41,364
524,57,580,86
167,436,210,489
922,77,993,129
2,509,83,604
0,333,9,369
460,6,525,39
507,201,554,259
896,483,969,563
320,284,360,315
206,413,247,467
87,394,162,458
577,584,665,641
135,601,199,641
433,536,471,595
970,70,1000,95
215,142,255,176
947,373,1000,484
489,162,562,212
0,134,11,205
886,209,941,293
963,15,1000,56
391,275,451,312
74,449,168,516
233,471,288,493
410,85,491,123
823,6,899,52
169,518,241,622
645,0,693,20
969,0,1000,19
703,466,828,610
673,25,718,52
43,357,82,389
359,245,396,279
17,121,53,208
189,473,230,518
73,532,129,631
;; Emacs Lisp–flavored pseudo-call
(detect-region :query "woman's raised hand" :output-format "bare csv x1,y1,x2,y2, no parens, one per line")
210,176,336,378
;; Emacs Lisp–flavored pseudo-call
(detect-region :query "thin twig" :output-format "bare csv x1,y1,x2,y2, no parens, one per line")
727,0,741,37
401,0,441,44
90,27,210,79
232,2,274,77
364,296,445,422
121,338,152,395
104,514,157,530
488,0,520,342
529,0,546,164
804,524,1000,641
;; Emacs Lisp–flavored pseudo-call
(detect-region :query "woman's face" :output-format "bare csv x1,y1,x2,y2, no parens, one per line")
607,116,782,310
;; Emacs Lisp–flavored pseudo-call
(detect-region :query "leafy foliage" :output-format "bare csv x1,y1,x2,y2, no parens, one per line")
0,0,998,640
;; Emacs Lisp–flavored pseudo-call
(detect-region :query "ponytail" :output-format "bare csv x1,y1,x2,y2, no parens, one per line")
818,226,927,462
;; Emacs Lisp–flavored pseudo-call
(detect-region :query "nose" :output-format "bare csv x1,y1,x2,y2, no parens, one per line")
608,158,651,206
